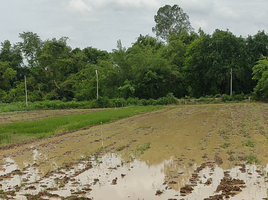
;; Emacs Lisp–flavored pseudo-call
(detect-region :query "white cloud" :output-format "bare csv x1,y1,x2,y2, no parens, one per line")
1,0,268,51
67,0,92,13
193,19,209,30
217,6,240,21
179,0,214,14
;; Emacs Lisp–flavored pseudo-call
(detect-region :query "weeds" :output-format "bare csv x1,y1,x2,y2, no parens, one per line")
218,129,230,139
243,131,250,138
221,142,231,149
243,140,255,148
116,145,126,151
0,190,7,198
136,142,151,154
246,154,259,164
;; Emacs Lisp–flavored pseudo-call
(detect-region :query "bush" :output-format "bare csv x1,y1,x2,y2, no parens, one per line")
147,98,157,105
140,99,149,106
198,96,208,103
214,94,221,98
112,98,126,107
34,100,90,110
0,90,7,102
1,93,179,112
126,97,139,106
166,93,178,104
156,93,178,105
97,96,110,108
222,94,231,102
233,94,244,101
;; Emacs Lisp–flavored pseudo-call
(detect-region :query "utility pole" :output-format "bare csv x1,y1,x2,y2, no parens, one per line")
230,68,233,96
24,75,28,107
95,70,98,99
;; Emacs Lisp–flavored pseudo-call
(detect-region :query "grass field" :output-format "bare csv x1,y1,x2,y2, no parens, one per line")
0,105,163,146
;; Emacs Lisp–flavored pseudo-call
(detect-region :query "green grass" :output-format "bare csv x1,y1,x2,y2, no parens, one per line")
0,102,36,113
0,106,163,146
136,142,151,154
116,145,126,151
221,142,230,148
246,154,259,164
243,140,255,148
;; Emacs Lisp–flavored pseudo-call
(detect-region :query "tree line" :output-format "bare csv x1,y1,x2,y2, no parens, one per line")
1,4,268,103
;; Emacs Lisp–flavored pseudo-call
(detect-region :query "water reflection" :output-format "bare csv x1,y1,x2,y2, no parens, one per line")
0,152,268,200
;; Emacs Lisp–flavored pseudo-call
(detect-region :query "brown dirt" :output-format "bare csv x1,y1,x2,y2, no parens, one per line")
0,103,268,199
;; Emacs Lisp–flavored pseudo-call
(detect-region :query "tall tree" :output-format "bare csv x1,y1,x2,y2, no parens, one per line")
252,56,268,100
34,37,73,100
152,4,193,42
0,40,22,89
185,29,249,97
19,32,43,68
122,35,175,99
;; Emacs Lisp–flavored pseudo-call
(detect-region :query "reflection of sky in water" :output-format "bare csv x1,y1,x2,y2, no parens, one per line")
0,157,17,176
89,157,168,199
1,151,268,200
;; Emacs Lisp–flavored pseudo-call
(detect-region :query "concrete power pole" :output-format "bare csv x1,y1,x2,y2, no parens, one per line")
95,70,99,99
230,68,233,96
24,75,28,107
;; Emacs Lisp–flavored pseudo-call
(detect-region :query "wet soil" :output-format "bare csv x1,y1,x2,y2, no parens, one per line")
0,103,268,199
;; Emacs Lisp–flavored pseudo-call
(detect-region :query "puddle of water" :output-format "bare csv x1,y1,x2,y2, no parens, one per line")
1,104,268,199
1,152,268,200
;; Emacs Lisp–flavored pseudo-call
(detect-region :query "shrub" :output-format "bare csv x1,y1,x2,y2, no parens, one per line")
0,90,7,102
214,94,221,98
140,99,149,106
165,93,178,104
147,98,157,105
233,94,244,101
126,97,139,106
222,94,231,102
156,93,178,105
198,96,208,103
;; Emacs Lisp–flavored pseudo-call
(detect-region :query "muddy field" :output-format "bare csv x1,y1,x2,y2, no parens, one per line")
0,103,268,200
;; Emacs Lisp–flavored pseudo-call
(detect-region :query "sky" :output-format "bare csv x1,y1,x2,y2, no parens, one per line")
1,0,268,52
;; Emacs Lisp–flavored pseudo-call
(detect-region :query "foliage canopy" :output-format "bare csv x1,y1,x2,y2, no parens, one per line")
0,5,268,103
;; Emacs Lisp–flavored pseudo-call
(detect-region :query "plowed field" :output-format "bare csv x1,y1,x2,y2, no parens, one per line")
0,103,268,200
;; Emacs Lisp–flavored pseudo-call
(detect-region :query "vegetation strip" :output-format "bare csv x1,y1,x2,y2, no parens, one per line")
0,105,163,146
1,5,268,105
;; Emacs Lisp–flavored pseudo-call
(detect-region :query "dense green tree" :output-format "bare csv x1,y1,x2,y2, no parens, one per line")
246,31,268,61
0,40,23,81
122,35,177,99
1,14,268,103
252,56,268,100
29,37,73,100
152,4,193,42
72,64,97,101
185,29,249,97
112,40,132,86
19,32,43,68
83,47,109,65
0,61,17,91
0,40,23,98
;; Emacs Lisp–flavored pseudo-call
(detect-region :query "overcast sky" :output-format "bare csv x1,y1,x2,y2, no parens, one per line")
1,0,268,52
